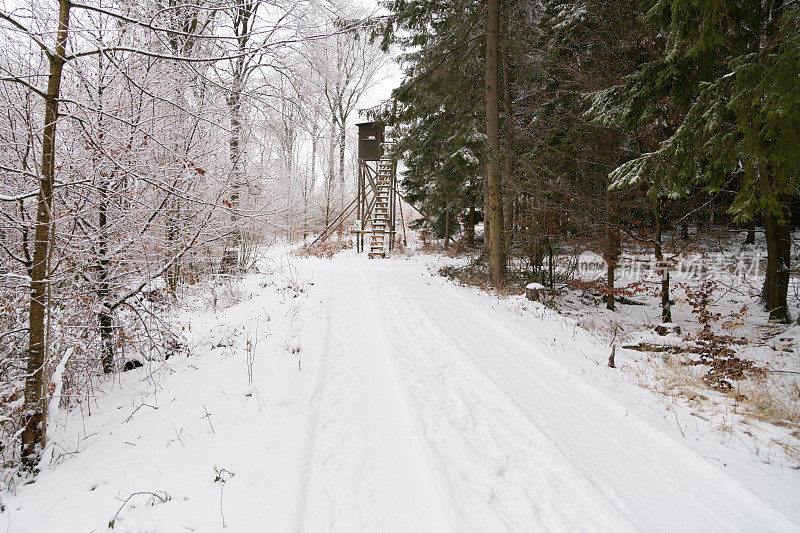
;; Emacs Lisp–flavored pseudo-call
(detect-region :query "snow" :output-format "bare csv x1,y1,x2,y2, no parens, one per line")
3,246,800,531
453,146,480,166
526,282,546,290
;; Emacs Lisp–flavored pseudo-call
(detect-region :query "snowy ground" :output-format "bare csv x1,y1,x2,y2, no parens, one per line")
529,228,800,467
3,245,800,532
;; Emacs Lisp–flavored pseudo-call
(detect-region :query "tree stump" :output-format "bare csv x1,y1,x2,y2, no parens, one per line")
525,283,546,302
653,323,681,336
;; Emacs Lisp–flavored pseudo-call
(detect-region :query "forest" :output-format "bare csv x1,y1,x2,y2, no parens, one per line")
0,0,799,530
0,0,389,471
380,0,800,322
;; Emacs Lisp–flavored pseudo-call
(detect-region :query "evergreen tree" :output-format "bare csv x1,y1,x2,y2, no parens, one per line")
589,0,800,321
378,0,488,247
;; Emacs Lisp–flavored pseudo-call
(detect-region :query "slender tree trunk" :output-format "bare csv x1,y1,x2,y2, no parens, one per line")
605,189,618,311
482,165,489,259
221,90,243,271
485,0,505,284
504,189,513,263
444,209,451,249
94,51,115,373
228,94,243,210
97,170,114,373
22,0,70,466
606,253,616,311
338,113,346,211
166,195,182,286
653,197,672,323
306,135,318,241
745,220,756,244
284,118,295,242
763,207,791,322
467,202,475,247
325,118,336,226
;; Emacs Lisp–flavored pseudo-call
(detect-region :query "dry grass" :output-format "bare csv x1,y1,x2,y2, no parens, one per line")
627,347,800,465
738,376,800,428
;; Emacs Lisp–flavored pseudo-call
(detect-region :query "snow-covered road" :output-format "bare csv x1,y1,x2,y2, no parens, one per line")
297,259,798,532
5,251,799,532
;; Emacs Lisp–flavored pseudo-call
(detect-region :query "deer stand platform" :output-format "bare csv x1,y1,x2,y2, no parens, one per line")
310,122,403,257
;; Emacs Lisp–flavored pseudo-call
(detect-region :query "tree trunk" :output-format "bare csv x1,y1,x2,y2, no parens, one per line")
325,118,336,227
22,0,70,467
482,165,489,259
165,195,182,285
607,256,616,311
444,209,451,249
98,170,114,372
285,119,295,242
467,202,475,247
228,94,243,209
338,113,346,211
306,134,318,241
220,89,243,272
763,209,791,322
745,220,756,244
501,32,514,267
95,50,115,373
653,197,672,323
605,189,618,311
485,0,505,284
695,212,704,234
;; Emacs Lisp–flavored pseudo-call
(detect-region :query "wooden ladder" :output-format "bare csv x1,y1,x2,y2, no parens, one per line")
368,159,393,258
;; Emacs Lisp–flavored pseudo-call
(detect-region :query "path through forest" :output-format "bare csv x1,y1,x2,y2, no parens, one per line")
4,251,799,532
294,257,798,532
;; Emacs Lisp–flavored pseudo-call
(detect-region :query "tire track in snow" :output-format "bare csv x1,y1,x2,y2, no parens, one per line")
366,270,639,531
435,277,800,531
378,269,797,532
295,267,451,532
356,270,452,530
294,272,334,532
392,274,649,530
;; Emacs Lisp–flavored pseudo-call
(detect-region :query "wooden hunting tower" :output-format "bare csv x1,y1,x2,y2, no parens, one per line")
309,122,405,258
355,122,397,257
